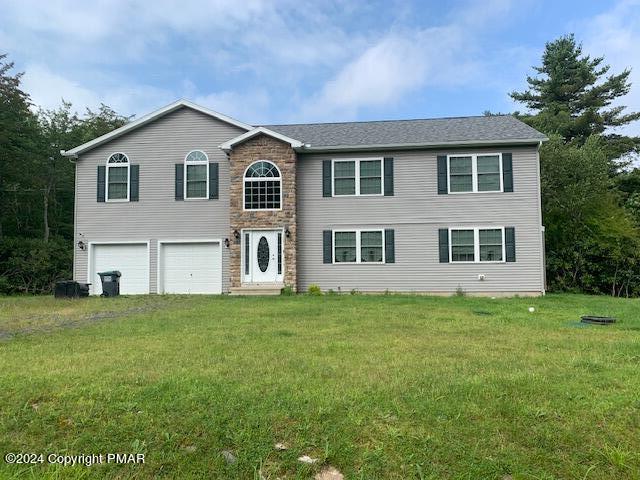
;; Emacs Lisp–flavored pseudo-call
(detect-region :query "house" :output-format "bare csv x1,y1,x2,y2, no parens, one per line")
62,100,548,296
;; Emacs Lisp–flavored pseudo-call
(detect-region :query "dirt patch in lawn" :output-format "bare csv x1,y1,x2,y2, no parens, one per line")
0,297,174,340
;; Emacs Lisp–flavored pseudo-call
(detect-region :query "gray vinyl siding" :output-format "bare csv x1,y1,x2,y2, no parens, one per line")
73,107,242,292
296,146,544,294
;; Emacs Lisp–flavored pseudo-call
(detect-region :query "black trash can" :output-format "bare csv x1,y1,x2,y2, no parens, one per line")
98,270,121,297
54,280,91,298
77,283,90,297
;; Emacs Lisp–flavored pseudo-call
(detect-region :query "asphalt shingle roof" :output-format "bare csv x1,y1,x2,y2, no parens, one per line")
263,115,546,148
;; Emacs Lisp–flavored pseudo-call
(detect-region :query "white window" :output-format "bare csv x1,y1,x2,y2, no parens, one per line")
449,227,505,263
332,158,383,196
244,161,282,210
333,229,385,263
184,150,209,199
448,153,503,193
106,153,129,201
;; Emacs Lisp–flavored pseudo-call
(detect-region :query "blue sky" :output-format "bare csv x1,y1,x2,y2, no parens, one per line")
1,0,638,135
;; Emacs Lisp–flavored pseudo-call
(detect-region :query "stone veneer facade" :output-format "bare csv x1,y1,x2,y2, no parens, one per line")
228,134,297,289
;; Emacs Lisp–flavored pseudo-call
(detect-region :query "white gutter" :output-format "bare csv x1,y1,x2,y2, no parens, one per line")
61,149,78,161
294,137,549,153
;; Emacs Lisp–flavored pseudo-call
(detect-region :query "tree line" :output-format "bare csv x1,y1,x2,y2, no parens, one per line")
0,53,129,293
507,35,640,296
1,34,640,295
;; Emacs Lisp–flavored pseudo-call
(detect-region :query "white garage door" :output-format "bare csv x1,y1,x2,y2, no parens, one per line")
90,243,149,295
160,242,222,294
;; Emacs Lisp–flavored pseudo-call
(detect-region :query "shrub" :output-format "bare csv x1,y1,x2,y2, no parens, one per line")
280,284,294,296
0,236,72,295
308,284,322,296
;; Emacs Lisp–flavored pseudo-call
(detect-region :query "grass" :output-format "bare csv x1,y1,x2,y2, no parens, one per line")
0,293,639,479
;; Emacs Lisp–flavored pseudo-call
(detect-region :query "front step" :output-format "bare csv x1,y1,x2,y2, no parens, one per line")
229,283,285,296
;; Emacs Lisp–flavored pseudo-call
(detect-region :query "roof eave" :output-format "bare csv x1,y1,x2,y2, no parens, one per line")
219,127,304,152
62,99,253,157
295,137,548,153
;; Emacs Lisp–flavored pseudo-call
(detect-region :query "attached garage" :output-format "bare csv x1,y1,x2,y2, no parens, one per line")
89,242,150,295
158,241,222,294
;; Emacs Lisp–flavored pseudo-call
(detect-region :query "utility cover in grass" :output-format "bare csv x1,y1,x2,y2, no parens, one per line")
315,466,344,480
298,455,318,464
222,450,237,464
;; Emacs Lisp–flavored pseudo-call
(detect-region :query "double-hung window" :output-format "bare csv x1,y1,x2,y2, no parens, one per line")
450,227,505,263
448,153,503,193
451,229,475,262
333,158,383,196
106,153,129,201
333,230,384,263
184,150,208,199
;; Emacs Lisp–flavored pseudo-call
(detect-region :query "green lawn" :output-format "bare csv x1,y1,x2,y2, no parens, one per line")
0,294,639,479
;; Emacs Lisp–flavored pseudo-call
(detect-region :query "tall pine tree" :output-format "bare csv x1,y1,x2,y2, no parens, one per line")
511,34,640,149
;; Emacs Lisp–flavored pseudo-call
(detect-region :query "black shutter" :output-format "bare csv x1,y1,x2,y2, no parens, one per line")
384,157,394,196
129,164,139,201
209,163,219,199
505,227,516,262
437,155,448,194
322,160,332,197
323,230,332,264
175,164,184,201
384,229,395,263
438,228,449,263
503,153,513,192
97,165,106,202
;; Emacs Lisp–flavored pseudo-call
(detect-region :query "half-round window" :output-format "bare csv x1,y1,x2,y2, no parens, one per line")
106,153,129,200
108,152,129,164
244,161,281,210
186,150,208,163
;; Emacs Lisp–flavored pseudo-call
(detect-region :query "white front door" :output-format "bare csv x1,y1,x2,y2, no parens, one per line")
244,230,283,283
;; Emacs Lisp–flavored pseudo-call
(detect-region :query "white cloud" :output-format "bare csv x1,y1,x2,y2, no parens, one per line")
22,65,101,112
0,0,356,68
21,62,274,125
303,0,514,120
0,0,367,121
194,89,271,124
21,64,174,117
309,34,428,118
579,0,640,136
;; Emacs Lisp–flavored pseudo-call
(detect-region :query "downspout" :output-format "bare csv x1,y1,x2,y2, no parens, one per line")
537,140,546,294
62,150,80,281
